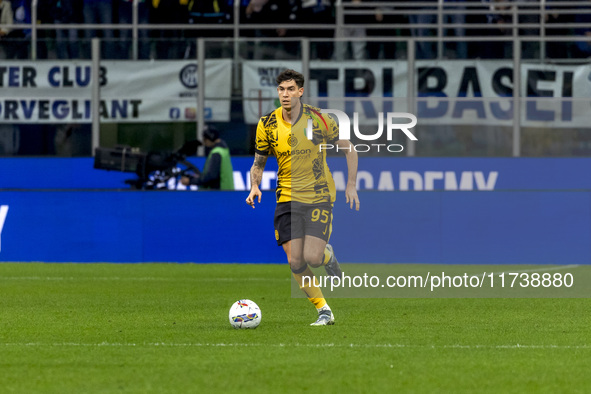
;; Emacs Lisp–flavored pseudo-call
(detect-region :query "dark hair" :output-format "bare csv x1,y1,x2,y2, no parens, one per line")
276,69,304,88
202,125,219,141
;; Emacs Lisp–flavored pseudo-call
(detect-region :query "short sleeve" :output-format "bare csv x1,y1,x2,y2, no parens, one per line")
325,113,340,145
254,118,270,156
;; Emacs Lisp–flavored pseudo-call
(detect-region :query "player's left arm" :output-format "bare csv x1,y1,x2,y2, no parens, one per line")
335,139,360,211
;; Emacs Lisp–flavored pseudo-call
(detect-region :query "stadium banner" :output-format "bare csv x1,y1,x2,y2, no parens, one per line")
2,157,591,191
0,190,589,264
242,61,409,124
241,60,591,127
0,60,232,123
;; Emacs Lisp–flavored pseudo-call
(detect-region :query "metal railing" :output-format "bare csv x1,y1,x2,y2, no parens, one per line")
0,1,589,158
0,0,588,61
66,35,588,157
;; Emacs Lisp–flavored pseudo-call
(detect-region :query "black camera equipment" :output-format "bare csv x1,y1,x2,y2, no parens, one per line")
94,140,202,189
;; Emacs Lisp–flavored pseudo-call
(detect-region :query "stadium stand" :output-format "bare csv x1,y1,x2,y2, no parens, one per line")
0,0,589,157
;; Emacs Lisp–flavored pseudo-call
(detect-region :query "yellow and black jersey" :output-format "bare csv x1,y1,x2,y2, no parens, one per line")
255,103,340,204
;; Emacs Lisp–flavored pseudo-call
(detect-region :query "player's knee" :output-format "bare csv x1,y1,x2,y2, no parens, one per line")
304,251,323,268
288,255,306,272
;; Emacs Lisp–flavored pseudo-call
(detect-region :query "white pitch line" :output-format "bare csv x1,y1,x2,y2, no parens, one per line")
1,265,584,282
0,276,289,282
1,342,589,350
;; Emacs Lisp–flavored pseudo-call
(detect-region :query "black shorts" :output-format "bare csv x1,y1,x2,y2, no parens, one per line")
274,201,333,246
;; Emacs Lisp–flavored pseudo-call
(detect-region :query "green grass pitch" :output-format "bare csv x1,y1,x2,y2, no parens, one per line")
1,263,589,393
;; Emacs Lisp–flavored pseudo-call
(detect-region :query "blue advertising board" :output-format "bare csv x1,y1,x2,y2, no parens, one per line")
0,190,589,264
0,157,590,264
1,157,590,191
0,191,282,263
0,157,591,191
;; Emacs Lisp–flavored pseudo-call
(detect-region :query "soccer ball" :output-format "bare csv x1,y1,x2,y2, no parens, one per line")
229,299,262,329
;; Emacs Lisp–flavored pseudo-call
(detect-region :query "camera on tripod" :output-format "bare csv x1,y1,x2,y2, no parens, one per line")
93,140,201,189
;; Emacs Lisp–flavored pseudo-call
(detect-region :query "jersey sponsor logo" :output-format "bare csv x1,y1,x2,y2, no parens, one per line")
276,148,312,158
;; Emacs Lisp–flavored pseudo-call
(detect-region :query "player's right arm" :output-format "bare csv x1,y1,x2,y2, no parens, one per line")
246,153,267,208
247,114,273,208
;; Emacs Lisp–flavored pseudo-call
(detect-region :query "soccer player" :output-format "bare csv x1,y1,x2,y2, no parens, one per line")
246,69,360,326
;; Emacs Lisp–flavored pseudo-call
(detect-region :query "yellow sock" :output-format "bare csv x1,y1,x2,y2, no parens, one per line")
322,247,331,266
292,266,327,309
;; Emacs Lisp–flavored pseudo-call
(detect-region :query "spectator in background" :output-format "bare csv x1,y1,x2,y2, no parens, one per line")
482,0,541,59
518,0,541,59
481,0,513,58
181,126,235,190
408,0,437,59
333,0,367,61
186,0,233,58
545,0,574,59
408,0,468,59
300,0,335,60
118,0,151,59
243,0,275,59
149,0,188,59
573,12,591,58
0,0,14,59
443,0,467,59
32,1,53,58
49,0,82,59
3,0,31,59
244,0,298,60
82,0,115,58
366,0,408,60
